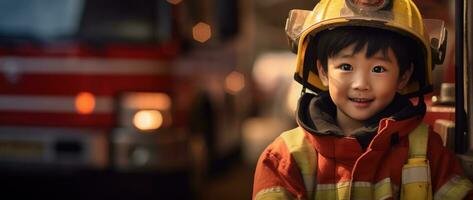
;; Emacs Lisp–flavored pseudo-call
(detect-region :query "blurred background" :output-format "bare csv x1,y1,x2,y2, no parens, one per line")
0,0,457,199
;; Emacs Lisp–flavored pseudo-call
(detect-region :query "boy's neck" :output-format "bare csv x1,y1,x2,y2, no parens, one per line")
336,109,365,135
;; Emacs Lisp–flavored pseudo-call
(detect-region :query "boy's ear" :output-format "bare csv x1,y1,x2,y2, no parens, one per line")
316,60,328,87
397,65,414,90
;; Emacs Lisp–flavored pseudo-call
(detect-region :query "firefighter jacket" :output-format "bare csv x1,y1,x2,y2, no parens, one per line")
253,92,473,200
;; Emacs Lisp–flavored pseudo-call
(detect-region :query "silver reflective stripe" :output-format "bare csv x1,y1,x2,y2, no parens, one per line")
0,57,169,75
316,181,350,190
314,179,394,200
353,181,372,188
374,178,391,188
0,95,113,113
402,166,430,184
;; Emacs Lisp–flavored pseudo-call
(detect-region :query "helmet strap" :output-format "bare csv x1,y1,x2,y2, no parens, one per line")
301,37,317,96
301,87,307,96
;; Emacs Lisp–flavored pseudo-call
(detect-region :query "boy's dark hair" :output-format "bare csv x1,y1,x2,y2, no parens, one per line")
313,26,417,77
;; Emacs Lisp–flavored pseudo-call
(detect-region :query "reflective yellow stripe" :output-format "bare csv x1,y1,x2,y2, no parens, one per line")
434,175,473,200
401,182,432,200
313,179,394,200
374,178,394,200
255,187,294,200
352,181,372,200
315,182,350,200
278,124,437,200
408,123,428,158
281,127,317,199
401,123,432,200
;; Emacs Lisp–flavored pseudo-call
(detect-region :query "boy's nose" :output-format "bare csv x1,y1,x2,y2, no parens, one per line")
351,74,371,91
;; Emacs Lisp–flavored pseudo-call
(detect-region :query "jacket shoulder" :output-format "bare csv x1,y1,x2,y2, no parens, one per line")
253,128,307,199
255,128,300,167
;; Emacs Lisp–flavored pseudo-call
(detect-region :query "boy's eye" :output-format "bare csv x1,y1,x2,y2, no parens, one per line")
372,66,386,73
339,64,353,71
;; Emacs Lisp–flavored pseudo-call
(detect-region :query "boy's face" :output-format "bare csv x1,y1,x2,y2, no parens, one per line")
317,44,412,123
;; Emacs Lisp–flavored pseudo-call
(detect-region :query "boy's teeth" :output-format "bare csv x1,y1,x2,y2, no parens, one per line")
350,98,372,102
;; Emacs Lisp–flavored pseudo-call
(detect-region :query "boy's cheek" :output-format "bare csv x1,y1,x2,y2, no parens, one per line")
327,76,348,89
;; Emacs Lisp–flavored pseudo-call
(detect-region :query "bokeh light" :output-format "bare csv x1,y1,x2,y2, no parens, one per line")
192,22,212,43
75,92,95,115
133,110,163,131
225,71,245,94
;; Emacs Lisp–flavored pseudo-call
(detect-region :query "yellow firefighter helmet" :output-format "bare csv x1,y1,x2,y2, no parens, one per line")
285,0,447,97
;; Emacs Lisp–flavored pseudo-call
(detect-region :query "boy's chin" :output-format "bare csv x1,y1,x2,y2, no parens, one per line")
347,113,374,122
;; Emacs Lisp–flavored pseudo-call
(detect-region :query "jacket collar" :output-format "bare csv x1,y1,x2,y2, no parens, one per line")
296,92,426,158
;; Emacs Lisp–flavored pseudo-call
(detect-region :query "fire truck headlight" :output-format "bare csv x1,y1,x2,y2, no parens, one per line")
119,92,173,130
133,110,164,131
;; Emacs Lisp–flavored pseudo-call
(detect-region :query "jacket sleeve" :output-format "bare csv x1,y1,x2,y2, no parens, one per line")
427,130,473,200
252,137,306,200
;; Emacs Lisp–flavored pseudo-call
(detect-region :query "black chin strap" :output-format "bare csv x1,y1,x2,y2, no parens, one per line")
301,37,317,96
416,95,427,116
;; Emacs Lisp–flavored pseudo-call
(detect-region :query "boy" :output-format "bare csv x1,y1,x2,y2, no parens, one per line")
253,0,473,199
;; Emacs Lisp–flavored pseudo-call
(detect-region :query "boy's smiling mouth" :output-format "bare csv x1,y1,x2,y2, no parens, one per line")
348,97,374,102
348,97,374,107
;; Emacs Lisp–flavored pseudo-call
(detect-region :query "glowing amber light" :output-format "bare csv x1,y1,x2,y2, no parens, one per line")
166,0,182,5
192,22,212,43
225,71,245,94
124,93,171,110
133,110,163,131
75,92,95,115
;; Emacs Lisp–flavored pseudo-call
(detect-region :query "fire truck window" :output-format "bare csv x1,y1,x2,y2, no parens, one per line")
0,0,84,40
0,0,172,44
79,0,172,43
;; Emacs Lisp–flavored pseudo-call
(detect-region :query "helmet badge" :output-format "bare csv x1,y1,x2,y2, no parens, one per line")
346,0,390,12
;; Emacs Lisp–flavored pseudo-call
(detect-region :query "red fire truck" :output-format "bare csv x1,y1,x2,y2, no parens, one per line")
0,0,245,198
